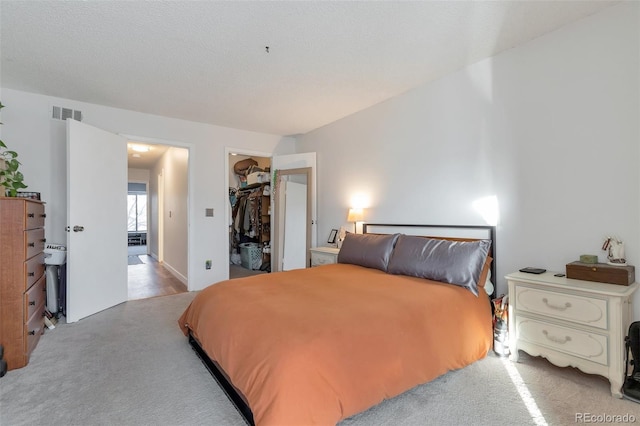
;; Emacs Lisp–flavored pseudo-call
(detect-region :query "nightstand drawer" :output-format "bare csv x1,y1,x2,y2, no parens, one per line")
516,316,608,366
311,251,337,267
515,285,608,330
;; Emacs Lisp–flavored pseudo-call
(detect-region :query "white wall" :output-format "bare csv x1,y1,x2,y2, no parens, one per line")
128,168,150,183
0,88,296,290
153,146,189,282
296,4,640,316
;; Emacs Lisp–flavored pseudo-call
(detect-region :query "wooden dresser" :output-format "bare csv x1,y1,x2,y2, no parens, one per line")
0,198,47,371
506,271,638,397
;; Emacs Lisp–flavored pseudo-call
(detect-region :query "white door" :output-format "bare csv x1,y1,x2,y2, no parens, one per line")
282,181,307,270
66,120,128,323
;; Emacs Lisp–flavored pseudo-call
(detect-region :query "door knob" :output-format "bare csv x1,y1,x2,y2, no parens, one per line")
73,225,85,232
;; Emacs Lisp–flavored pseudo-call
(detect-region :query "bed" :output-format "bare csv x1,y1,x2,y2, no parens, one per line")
179,224,496,425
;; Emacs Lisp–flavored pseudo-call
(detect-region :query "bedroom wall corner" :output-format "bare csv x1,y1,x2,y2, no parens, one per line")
294,3,640,318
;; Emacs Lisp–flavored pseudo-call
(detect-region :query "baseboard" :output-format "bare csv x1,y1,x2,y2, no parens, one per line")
146,252,187,286
163,262,187,285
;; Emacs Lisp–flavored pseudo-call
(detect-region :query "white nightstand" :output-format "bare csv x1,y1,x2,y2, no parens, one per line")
506,271,638,397
309,247,340,267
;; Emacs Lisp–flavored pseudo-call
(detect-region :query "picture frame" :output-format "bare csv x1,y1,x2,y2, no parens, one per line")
327,229,338,244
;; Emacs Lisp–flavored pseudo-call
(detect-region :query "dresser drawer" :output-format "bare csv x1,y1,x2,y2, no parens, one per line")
25,228,46,259
25,275,46,322
25,305,45,359
516,316,608,366
311,251,337,267
25,254,46,290
515,285,608,330
26,201,46,230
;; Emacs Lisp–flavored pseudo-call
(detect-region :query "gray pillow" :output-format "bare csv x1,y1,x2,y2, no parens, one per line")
337,233,400,272
387,235,491,296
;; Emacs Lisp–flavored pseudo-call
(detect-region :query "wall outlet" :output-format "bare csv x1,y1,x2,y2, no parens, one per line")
205,260,212,270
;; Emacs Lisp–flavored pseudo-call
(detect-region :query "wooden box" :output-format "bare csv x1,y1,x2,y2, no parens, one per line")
566,261,635,286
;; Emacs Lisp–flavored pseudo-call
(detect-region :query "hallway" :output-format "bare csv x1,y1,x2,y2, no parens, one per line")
128,246,187,300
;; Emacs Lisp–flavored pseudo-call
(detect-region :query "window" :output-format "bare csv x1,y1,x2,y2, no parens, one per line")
128,192,147,232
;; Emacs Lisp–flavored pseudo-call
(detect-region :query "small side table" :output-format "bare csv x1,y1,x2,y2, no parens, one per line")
309,246,340,267
506,271,638,397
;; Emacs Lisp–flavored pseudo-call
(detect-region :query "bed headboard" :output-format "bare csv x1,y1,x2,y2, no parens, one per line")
362,223,496,297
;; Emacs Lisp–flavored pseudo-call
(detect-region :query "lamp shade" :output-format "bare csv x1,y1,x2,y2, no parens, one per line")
347,208,364,222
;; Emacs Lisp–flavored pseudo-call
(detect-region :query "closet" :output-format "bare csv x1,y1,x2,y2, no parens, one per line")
229,156,271,272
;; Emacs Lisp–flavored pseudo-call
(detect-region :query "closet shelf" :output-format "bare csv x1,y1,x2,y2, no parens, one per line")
237,182,267,192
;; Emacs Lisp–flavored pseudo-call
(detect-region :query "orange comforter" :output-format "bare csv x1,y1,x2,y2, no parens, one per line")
179,263,492,425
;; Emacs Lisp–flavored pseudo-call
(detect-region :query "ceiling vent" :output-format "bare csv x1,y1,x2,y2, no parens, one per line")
52,106,82,122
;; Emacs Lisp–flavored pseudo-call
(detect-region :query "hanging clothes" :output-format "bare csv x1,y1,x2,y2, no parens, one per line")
230,186,264,251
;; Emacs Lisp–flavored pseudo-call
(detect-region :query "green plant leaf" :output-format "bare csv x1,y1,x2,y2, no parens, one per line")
7,160,20,171
0,102,28,195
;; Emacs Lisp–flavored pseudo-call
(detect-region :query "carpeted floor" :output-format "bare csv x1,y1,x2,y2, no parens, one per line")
1,292,639,425
229,264,267,279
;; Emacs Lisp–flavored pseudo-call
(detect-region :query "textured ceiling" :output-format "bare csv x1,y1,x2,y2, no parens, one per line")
1,1,617,136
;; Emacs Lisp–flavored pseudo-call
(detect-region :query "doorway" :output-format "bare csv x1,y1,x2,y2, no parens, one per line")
127,141,188,299
225,150,317,280
227,151,272,279
65,121,191,322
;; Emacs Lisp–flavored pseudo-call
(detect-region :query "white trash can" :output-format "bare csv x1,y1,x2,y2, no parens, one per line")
44,243,66,316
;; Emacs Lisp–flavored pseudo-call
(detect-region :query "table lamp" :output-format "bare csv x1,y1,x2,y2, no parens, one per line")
347,208,363,233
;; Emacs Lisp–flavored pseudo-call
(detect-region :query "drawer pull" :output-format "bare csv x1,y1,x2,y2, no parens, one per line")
542,297,571,311
28,272,35,277
27,213,35,218
29,301,35,306
41,214,47,218
28,330,36,336
28,242,35,247
542,330,571,345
